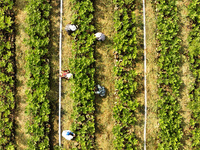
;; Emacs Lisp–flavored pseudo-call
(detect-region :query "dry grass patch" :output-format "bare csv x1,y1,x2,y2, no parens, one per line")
61,0,74,149
48,0,60,148
177,0,193,149
93,0,116,149
14,0,29,149
145,1,160,149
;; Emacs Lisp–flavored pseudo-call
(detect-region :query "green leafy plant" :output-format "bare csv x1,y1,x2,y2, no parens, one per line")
153,0,183,149
187,0,200,149
0,0,15,149
112,0,139,149
68,0,96,149
24,0,51,149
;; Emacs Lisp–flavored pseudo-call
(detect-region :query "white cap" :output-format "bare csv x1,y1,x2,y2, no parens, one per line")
95,32,102,38
66,73,73,79
69,25,77,31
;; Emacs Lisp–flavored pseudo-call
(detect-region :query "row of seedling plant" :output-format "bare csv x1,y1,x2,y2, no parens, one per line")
188,0,200,149
113,0,139,149
155,0,183,149
0,0,15,149
24,0,51,149
69,0,96,149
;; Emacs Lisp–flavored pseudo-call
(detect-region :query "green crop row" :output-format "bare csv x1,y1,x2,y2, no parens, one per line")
0,0,15,149
188,0,200,149
155,1,183,149
69,0,96,149
25,0,51,149
113,0,139,149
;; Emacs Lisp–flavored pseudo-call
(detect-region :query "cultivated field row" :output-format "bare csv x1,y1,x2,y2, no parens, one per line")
0,1,15,149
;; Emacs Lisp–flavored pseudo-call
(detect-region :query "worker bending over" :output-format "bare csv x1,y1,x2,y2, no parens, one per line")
65,24,78,35
60,70,73,79
94,84,106,97
62,130,75,141
95,32,106,41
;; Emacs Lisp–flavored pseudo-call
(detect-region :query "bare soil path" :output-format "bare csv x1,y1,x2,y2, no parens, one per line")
93,0,115,149
134,1,145,149
48,0,60,148
145,1,159,149
49,0,75,149
14,0,29,149
178,0,193,149
61,0,74,149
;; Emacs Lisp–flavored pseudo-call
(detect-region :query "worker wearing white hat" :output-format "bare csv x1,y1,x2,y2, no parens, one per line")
65,24,78,35
95,32,106,41
62,130,75,140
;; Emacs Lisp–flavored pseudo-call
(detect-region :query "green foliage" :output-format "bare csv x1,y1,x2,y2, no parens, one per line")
188,0,200,149
0,0,15,149
155,0,183,149
113,0,138,149
69,0,96,149
25,0,51,149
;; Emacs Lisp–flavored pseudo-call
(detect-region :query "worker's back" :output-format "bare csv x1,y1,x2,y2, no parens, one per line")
65,24,78,35
95,32,106,41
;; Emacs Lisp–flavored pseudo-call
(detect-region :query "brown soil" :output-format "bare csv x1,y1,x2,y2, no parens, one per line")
93,0,115,149
145,1,160,149
177,0,193,149
134,1,145,149
14,0,29,149
61,0,74,149
48,0,60,148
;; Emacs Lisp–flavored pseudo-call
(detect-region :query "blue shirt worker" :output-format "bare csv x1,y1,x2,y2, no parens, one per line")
95,32,106,41
94,84,106,97
62,130,75,140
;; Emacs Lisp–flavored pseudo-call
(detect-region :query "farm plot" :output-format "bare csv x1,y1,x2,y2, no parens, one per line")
2,0,199,149
59,0,144,149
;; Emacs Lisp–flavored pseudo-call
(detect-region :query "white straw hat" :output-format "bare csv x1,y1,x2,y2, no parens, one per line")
95,32,102,38
69,25,77,31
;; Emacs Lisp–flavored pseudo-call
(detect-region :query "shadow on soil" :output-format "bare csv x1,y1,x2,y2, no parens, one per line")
48,0,60,149
14,0,29,148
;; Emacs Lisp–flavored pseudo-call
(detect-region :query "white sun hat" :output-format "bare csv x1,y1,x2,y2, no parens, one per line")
69,25,77,31
95,32,102,38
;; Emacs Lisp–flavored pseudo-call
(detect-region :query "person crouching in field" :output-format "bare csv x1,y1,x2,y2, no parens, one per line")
62,130,75,141
95,32,106,41
65,24,78,35
94,84,106,97
59,70,73,80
